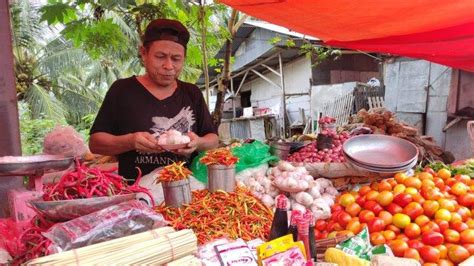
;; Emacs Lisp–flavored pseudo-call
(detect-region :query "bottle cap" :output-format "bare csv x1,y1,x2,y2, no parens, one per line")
290,210,302,225
275,194,288,209
304,210,315,226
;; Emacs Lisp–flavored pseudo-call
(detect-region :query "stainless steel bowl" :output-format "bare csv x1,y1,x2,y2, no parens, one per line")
343,135,418,168
0,155,74,176
344,153,417,173
29,193,136,221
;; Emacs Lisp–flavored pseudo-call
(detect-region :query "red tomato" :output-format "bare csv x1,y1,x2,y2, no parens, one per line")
389,239,409,257
403,248,420,260
386,224,401,235
423,200,440,217
458,193,474,207
460,229,474,244
378,211,393,226
331,204,343,213
359,210,375,223
319,231,328,239
419,246,441,263
421,221,441,234
447,245,470,264
405,223,422,239
451,221,469,233
337,211,352,227
346,220,362,234
407,239,425,250
345,203,362,217
456,206,471,222
364,200,383,215
393,193,413,207
422,232,445,246
386,203,403,215
436,244,448,259
462,243,474,255
358,186,371,196
355,195,366,207
437,259,454,266
368,217,385,233
315,220,327,231
444,229,461,243
403,202,424,220
382,230,396,241
370,232,386,245
435,219,450,233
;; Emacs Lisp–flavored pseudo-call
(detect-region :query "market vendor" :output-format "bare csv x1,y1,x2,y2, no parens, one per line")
89,18,218,180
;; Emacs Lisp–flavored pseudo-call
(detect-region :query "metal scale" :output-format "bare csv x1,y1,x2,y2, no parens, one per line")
0,155,134,221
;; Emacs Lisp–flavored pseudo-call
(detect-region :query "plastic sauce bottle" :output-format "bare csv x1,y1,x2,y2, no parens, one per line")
304,210,317,261
288,210,302,241
297,215,314,265
268,194,289,240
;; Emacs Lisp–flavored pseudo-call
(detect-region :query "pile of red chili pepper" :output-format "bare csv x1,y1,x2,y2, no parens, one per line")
155,187,273,244
199,147,239,166
10,215,55,265
156,161,192,183
43,159,154,205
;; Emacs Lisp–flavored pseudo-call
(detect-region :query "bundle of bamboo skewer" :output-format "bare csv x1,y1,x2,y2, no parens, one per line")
166,255,201,266
315,234,350,261
27,227,197,265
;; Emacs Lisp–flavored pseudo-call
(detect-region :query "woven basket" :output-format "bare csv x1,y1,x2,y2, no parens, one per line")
329,175,386,191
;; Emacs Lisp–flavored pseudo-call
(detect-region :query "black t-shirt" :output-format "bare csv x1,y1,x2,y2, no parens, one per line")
90,76,216,179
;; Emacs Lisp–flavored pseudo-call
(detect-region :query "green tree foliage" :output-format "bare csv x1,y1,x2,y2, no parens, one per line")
11,1,229,154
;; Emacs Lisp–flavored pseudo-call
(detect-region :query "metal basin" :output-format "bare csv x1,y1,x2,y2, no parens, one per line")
29,193,136,221
344,153,417,173
343,135,418,168
0,155,74,176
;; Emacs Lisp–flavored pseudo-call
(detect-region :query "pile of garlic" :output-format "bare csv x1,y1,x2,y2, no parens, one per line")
157,129,190,145
238,161,338,220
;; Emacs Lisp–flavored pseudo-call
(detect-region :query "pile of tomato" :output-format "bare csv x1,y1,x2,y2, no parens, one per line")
315,168,474,265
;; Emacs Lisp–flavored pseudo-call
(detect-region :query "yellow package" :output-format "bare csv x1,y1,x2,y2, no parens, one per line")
325,247,370,266
256,234,307,265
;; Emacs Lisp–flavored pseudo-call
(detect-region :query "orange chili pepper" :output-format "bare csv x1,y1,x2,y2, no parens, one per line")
154,187,273,244
156,162,192,183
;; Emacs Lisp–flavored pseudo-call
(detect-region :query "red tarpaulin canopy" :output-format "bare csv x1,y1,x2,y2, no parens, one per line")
219,0,474,72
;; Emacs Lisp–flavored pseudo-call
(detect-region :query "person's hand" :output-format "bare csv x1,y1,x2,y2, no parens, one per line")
130,132,163,153
175,132,200,156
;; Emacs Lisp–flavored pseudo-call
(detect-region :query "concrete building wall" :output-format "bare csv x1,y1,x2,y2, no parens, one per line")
240,56,312,124
383,58,471,160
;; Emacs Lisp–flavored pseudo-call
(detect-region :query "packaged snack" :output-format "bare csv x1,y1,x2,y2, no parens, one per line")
336,226,371,257
324,248,370,266
361,244,393,261
261,247,307,266
215,239,258,265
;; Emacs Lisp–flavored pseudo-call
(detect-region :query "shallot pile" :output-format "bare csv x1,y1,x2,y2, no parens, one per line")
287,131,351,163
238,161,338,220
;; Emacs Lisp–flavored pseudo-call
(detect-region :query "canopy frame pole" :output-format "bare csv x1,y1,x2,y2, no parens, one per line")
0,0,24,217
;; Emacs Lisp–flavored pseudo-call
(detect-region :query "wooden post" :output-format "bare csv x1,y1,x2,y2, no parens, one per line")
0,0,24,217
279,53,287,137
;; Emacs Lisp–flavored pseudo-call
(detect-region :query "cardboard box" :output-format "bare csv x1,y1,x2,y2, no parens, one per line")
8,188,42,222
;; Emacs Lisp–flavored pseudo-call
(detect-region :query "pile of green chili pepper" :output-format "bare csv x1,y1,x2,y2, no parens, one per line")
155,187,273,244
